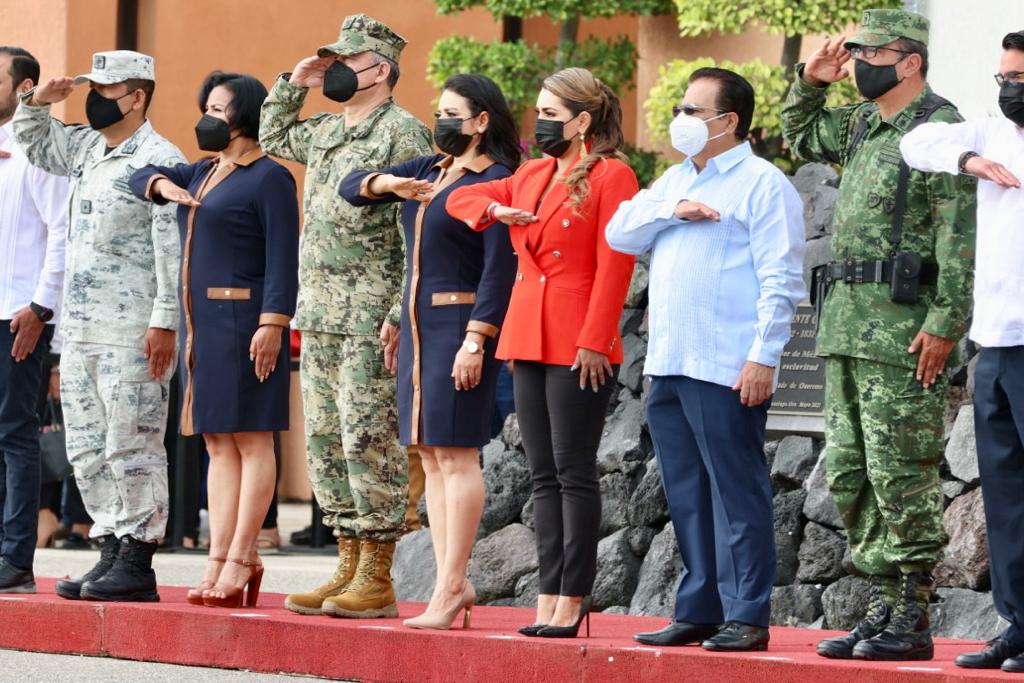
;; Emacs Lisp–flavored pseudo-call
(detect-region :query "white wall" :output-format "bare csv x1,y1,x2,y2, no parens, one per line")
914,0,1024,119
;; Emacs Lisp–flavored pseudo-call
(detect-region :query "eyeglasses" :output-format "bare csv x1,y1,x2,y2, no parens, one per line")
995,71,1024,86
849,45,910,60
672,103,725,118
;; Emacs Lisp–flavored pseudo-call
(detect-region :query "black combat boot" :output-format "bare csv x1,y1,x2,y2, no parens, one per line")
817,576,892,658
852,573,934,661
55,534,119,600
79,536,160,602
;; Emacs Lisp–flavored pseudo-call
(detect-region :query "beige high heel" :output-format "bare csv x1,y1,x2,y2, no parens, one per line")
403,581,476,630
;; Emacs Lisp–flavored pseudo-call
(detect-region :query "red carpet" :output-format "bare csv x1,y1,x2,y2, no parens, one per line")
0,578,1018,682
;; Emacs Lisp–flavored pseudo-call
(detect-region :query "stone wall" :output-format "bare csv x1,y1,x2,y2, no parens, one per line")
392,163,1002,641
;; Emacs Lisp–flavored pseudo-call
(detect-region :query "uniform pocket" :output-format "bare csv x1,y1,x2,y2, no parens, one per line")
108,379,167,458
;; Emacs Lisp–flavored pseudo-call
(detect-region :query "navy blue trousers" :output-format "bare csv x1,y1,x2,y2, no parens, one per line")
974,346,1024,647
646,375,775,628
0,322,53,570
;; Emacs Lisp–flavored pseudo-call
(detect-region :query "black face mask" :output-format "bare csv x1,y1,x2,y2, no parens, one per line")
854,58,905,101
194,114,236,152
433,116,476,156
86,88,133,130
534,116,577,158
322,62,378,103
999,82,1024,127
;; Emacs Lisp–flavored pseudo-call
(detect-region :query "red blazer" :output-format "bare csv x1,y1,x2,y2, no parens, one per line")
447,156,637,366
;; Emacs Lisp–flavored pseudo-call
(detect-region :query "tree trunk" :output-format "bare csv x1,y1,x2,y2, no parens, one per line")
556,14,580,68
781,34,803,75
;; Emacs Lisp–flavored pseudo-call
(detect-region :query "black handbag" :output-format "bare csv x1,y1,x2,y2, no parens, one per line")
39,398,72,484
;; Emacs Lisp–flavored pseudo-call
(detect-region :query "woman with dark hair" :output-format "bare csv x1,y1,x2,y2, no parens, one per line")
339,73,519,630
129,71,299,608
446,67,638,638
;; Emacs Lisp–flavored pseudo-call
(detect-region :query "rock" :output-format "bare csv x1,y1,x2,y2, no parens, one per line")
620,308,646,337
638,309,649,336
478,444,532,537
774,489,807,585
771,436,818,490
942,479,966,502
626,526,656,558
821,575,871,631
513,569,539,608
625,260,649,309
797,522,847,584
501,413,522,451
392,528,436,602
593,529,644,610
596,391,645,475
946,404,980,484
520,496,534,530
468,524,538,602
966,355,979,397
600,471,638,535
603,605,630,615
792,162,839,239
487,598,517,607
629,523,682,617
764,440,781,471
803,452,843,529
620,334,647,395
771,584,825,627
935,488,990,590
930,588,1006,641
807,616,825,630
627,458,670,528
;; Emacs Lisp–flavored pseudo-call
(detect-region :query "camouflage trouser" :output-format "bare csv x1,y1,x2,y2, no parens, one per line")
61,342,171,543
825,356,947,584
300,331,408,541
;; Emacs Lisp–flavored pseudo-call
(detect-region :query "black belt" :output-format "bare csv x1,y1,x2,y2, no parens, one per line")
827,259,938,285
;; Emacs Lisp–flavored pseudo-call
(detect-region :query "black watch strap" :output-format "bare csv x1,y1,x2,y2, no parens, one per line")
958,151,979,175
29,302,54,322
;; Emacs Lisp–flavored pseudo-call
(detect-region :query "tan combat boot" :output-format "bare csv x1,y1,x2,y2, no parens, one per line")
284,536,359,615
322,539,398,618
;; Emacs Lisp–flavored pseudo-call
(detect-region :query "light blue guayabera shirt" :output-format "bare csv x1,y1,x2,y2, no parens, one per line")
606,141,806,387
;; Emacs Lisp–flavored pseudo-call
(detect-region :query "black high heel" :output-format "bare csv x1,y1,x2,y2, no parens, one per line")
517,623,548,637
536,596,592,638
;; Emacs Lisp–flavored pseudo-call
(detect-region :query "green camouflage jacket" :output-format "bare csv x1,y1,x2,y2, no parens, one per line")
13,100,184,346
781,74,977,370
259,76,432,334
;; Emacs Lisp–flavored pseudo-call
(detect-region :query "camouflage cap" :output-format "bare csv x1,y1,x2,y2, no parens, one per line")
317,13,407,62
73,50,155,85
844,9,929,49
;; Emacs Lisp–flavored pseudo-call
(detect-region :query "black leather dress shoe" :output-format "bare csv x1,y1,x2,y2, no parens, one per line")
955,638,1024,669
1003,653,1024,673
634,621,722,646
701,622,769,652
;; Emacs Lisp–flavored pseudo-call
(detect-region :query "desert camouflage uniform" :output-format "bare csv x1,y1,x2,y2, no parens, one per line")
13,97,184,543
259,20,432,540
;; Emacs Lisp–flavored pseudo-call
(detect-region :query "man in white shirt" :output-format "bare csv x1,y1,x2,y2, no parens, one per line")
0,46,68,593
900,29,1024,674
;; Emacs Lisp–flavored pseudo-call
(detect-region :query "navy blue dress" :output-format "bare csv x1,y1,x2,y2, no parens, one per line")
341,154,516,447
130,151,299,435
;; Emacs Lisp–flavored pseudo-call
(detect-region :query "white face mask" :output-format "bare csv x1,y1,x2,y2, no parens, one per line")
669,111,728,157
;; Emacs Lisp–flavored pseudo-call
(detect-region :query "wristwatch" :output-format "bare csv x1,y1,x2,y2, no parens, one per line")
958,151,979,175
462,339,482,355
29,302,54,322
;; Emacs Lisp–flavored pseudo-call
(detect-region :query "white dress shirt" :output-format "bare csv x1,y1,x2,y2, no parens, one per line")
605,142,806,387
0,120,68,320
901,117,1024,347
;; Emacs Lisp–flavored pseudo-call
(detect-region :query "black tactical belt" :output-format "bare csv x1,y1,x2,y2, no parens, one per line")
827,259,938,285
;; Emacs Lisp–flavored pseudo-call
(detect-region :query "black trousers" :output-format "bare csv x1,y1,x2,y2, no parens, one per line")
514,361,616,596
0,322,54,570
974,345,1024,647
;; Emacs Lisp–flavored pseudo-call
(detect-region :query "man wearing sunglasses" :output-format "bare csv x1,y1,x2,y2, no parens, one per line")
782,9,977,662
899,30,1024,674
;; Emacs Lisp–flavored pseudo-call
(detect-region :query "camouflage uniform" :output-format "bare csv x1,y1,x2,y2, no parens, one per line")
259,15,432,541
13,51,184,544
781,13,976,594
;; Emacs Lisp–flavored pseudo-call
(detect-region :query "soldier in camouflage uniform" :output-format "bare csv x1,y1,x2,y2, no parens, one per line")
13,51,184,602
782,11,976,661
259,14,432,618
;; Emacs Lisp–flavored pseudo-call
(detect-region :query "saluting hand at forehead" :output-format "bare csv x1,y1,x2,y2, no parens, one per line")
803,36,852,87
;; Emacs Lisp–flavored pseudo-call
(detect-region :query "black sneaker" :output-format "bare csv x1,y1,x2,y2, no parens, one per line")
55,534,119,599
0,557,35,594
80,536,160,602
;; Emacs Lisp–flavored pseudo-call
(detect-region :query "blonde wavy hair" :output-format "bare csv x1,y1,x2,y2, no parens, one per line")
542,67,627,211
